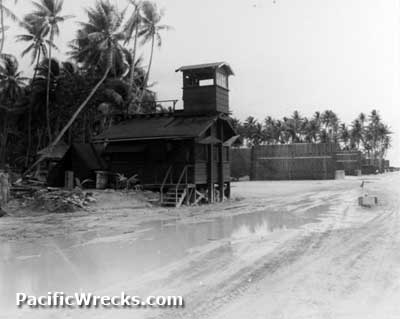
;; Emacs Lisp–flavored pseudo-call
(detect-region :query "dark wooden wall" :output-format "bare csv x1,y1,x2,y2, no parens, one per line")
250,144,337,180
183,86,229,114
193,144,230,184
231,148,251,179
106,140,193,185
336,151,361,175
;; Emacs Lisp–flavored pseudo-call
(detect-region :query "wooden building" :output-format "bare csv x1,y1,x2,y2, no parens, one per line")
94,62,237,206
47,144,106,187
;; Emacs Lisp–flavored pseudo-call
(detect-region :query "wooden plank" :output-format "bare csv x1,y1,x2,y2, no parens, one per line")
208,144,215,203
218,123,224,202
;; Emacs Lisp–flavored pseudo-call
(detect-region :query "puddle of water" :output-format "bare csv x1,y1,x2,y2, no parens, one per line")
0,206,323,310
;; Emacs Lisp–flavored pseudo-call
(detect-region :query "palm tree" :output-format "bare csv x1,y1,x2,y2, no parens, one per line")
124,0,142,96
25,0,128,174
138,1,171,105
30,0,72,142
350,119,364,150
0,0,18,54
52,0,127,146
339,123,350,149
17,15,52,165
321,110,339,142
290,110,304,142
17,14,51,74
365,110,391,172
0,54,27,165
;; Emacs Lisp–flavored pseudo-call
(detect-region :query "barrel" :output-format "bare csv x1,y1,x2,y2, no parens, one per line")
64,171,74,190
95,171,109,189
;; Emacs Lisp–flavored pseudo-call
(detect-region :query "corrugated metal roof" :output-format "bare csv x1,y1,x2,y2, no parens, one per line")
93,115,218,142
176,62,234,75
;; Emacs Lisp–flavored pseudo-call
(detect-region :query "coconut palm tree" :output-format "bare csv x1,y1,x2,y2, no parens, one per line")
0,0,18,55
16,15,53,165
30,0,72,142
25,0,128,174
124,0,142,95
350,119,363,150
321,110,339,142
0,54,27,165
17,14,52,73
51,0,127,147
365,110,391,171
339,123,350,149
137,1,171,105
289,110,304,142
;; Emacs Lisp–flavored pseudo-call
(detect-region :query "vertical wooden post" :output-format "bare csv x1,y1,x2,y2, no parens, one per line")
250,147,255,181
218,144,224,202
226,182,231,199
65,171,74,190
192,141,196,205
218,123,224,202
208,144,214,203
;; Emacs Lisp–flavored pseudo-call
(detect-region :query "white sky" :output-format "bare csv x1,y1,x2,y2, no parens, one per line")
4,0,400,165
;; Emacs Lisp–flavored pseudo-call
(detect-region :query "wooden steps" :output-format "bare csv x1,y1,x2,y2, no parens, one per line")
161,186,188,208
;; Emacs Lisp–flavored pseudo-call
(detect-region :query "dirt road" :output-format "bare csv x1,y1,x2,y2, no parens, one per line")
1,174,399,318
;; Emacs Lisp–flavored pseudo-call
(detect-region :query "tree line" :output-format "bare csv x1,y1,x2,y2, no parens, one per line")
232,109,392,162
0,0,171,169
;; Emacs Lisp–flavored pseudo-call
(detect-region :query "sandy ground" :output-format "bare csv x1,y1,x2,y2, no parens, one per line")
0,173,399,318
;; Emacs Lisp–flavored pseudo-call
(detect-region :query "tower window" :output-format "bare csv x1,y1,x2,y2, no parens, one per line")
199,78,214,86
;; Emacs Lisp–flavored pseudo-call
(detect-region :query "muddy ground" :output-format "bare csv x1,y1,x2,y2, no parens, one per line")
0,173,399,318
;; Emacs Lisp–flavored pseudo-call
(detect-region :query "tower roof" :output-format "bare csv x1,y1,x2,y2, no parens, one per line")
176,62,234,76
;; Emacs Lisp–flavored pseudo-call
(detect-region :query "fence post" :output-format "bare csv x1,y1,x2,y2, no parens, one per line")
250,146,255,181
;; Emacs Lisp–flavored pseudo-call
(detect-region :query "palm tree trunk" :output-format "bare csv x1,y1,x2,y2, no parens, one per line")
24,64,112,175
0,0,5,55
139,34,155,109
127,12,140,115
52,66,110,147
129,9,140,92
1,112,8,167
25,51,41,167
46,27,54,142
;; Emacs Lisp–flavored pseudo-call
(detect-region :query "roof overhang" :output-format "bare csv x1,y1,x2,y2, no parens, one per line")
223,135,241,147
94,136,196,143
176,62,234,76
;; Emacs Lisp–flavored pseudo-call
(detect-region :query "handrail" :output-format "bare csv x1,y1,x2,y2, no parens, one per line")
175,165,193,203
160,166,173,202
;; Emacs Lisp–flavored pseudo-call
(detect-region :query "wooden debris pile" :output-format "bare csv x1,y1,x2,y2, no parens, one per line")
31,188,96,213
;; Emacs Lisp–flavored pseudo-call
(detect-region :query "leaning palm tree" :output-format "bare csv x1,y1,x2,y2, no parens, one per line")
137,1,171,104
30,0,72,142
52,0,127,147
25,0,127,174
